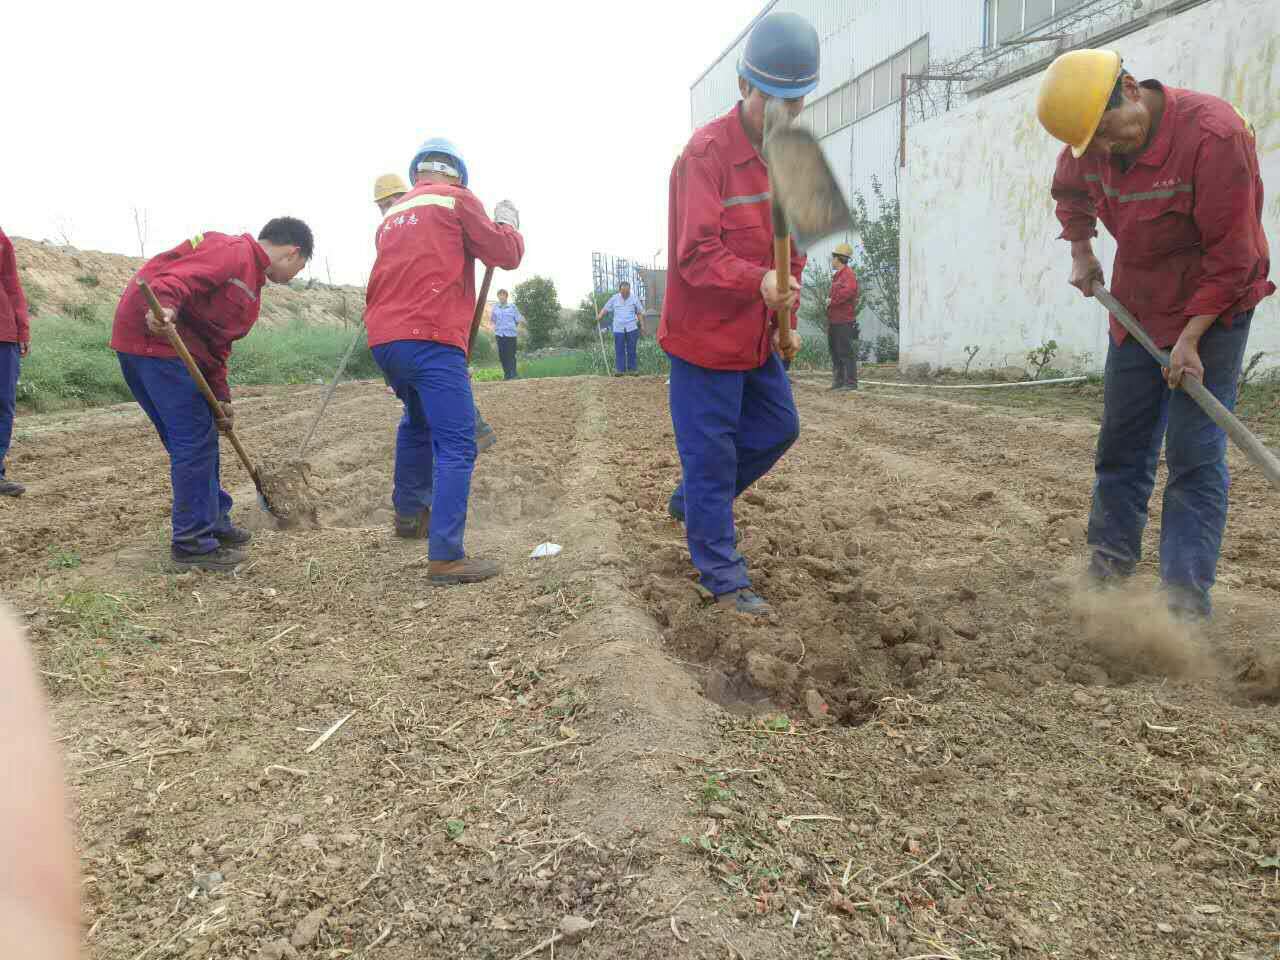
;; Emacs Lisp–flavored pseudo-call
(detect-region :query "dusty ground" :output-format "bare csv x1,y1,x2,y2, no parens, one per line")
1,375,1277,959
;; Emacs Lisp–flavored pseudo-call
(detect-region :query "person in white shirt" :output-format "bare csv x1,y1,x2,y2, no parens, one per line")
597,280,645,376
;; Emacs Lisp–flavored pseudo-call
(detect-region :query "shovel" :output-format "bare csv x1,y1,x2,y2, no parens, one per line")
764,99,853,356
1093,283,1280,490
138,281,317,525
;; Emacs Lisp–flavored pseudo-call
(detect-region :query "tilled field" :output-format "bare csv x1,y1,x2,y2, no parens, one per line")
1,375,1277,960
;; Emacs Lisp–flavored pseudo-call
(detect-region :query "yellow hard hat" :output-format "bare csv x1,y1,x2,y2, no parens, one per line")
833,242,853,258
373,173,409,203
1036,49,1123,158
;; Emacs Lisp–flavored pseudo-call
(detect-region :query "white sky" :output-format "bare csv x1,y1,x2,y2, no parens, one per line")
3,0,757,307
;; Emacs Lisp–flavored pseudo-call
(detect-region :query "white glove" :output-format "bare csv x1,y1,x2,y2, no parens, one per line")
494,200,519,229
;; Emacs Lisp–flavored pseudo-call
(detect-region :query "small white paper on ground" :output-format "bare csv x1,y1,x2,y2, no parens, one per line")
530,543,562,559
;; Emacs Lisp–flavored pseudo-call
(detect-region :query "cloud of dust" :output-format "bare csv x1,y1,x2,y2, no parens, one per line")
1069,585,1212,680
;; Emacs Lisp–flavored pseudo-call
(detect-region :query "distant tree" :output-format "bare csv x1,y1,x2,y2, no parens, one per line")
131,206,150,257
514,275,561,350
799,262,832,334
850,176,900,332
576,289,615,334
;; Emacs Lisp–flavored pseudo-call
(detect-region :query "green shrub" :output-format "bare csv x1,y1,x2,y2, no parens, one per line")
16,313,385,412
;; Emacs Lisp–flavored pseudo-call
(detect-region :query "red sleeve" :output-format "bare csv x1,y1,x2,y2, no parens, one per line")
1184,129,1264,318
0,234,30,343
146,239,241,313
674,148,770,297
1051,150,1099,243
457,193,524,270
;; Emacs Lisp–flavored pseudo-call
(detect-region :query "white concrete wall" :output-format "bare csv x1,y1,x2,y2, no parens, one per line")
900,0,1280,374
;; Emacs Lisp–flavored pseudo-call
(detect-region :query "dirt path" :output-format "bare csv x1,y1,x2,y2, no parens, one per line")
1,376,1276,959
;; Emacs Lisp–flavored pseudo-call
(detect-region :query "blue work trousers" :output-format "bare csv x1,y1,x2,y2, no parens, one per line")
614,328,639,372
0,343,17,478
117,353,234,555
1088,312,1252,617
373,340,476,562
667,353,799,596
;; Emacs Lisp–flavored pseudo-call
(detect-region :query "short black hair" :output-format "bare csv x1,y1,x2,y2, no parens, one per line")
259,217,314,260
1106,69,1131,110
620,280,631,286
497,288,508,295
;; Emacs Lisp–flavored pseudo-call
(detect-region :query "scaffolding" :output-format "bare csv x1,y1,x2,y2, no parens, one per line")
591,251,649,304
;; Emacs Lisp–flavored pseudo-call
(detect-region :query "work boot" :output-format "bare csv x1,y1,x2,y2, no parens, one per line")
429,557,501,585
394,509,430,539
215,524,253,546
715,588,771,616
170,546,246,572
0,479,25,497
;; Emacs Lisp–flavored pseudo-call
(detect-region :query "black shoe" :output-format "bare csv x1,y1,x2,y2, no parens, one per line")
394,509,430,539
0,479,25,497
476,429,497,453
170,546,246,572
215,524,252,546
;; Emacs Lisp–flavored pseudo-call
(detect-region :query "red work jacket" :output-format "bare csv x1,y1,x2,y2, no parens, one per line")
828,264,859,326
112,232,270,401
1052,81,1273,348
0,227,30,345
364,182,524,353
658,104,805,370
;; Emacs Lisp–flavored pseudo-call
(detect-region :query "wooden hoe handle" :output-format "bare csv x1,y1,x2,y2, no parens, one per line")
1093,283,1280,490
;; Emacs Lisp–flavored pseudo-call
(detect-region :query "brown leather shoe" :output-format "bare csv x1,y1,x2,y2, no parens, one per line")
429,557,501,585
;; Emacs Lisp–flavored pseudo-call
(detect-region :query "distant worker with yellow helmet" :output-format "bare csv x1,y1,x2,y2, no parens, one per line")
826,242,860,390
1038,49,1273,620
371,174,498,459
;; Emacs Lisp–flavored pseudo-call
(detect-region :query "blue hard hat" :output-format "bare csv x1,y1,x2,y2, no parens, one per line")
409,137,469,188
737,11,820,99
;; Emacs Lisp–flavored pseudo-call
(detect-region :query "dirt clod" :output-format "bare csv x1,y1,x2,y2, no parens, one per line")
559,916,594,943
256,458,320,528
290,906,330,948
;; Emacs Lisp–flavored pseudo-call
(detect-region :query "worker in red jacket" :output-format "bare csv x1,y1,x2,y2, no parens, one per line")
365,138,523,585
373,173,498,455
1040,50,1273,620
658,11,813,616
112,218,314,571
827,242,860,390
0,228,31,497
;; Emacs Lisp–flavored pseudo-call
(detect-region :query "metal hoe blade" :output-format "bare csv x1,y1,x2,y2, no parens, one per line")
765,124,852,250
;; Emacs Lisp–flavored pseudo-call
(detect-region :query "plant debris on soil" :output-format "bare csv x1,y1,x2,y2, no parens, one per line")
1,375,1277,959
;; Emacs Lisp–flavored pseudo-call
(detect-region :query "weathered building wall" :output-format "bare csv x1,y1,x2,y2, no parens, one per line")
901,0,1279,373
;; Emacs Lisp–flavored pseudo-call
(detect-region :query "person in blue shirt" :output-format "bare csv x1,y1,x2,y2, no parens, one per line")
597,281,645,376
490,289,523,380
